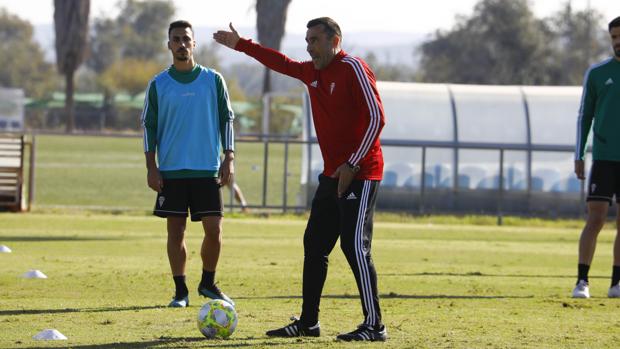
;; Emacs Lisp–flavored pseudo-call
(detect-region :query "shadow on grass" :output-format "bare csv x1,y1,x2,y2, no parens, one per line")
234,293,533,300
383,272,608,279
0,235,124,242
20,336,327,349
0,305,166,316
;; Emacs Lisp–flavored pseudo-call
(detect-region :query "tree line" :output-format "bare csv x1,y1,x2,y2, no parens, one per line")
0,0,614,130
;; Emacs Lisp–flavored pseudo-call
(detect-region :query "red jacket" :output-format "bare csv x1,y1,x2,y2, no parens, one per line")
235,39,385,180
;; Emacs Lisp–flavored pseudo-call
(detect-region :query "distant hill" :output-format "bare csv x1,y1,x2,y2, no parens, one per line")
35,24,425,68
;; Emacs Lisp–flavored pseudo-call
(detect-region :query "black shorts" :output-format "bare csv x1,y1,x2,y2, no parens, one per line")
586,160,620,204
153,177,223,221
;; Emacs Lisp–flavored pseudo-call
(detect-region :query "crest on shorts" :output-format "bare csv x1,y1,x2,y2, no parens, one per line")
158,196,165,207
590,183,597,193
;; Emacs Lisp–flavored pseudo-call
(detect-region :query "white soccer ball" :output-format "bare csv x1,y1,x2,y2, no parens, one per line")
197,299,238,339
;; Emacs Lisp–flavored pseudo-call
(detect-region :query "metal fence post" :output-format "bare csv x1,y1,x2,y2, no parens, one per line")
498,149,504,226
28,135,36,210
282,138,289,213
262,140,269,207
420,146,427,214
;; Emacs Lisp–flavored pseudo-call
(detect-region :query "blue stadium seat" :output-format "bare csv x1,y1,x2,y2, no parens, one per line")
405,172,434,188
457,174,470,188
433,164,452,188
382,171,398,187
459,166,487,189
531,177,544,191
551,176,582,193
385,163,416,187
566,177,582,193
505,167,526,190
532,169,561,192
477,176,499,189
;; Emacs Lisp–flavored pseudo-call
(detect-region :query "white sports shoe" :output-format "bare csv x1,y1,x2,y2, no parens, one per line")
608,285,620,298
572,280,590,298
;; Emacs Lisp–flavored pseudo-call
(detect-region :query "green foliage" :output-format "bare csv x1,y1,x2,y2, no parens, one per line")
420,0,553,84
87,0,176,88
2,212,620,348
118,0,175,61
100,58,162,97
87,17,122,74
544,2,610,85
0,9,56,98
418,0,609,85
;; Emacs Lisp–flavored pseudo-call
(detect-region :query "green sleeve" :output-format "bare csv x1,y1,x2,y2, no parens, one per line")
576,73,595,160
215,72,235,152
141,80,158,152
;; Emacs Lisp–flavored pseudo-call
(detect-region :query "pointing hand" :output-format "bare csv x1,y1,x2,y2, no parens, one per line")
213,22,241,49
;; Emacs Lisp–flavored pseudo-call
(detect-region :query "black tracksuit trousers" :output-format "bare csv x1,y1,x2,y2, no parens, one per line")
300,174,383,328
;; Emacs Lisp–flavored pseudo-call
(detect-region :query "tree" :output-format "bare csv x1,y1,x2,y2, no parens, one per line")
99,58,161,98
418,0,553,85
544,2,608,85
116,0,175,61
87,17,121,78
87,0,175,123
256,0,292,94
0,9,56,98
54,0,90,132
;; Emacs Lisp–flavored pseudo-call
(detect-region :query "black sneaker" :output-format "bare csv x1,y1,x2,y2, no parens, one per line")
266,317,320,337
336,324,387,341
197,283,235,306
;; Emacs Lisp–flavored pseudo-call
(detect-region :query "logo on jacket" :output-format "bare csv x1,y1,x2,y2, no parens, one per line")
330,82,336,94
346,192,357,200
310,81,318,88
605,78,614,85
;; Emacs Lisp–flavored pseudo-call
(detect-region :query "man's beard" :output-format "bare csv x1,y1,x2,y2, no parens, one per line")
615,47,620,58
175,50,189,61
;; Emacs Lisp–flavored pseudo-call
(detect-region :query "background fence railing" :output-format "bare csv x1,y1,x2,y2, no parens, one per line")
3,131,590,221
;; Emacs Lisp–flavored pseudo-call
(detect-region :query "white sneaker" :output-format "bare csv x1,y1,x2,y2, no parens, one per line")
572,280,590,298
608,285,620,298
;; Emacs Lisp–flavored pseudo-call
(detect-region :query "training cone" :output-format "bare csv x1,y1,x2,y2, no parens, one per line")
21,269,48,279
0,245,11,253
33,329,67,340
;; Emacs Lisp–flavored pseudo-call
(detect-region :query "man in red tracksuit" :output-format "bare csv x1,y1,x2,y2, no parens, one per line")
214,17,387,342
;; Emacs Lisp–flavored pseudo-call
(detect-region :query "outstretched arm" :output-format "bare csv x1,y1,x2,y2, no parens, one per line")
213,22,309,82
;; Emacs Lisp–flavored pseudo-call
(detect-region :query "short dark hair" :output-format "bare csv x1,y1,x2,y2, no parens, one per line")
307,17,341,39
609,16,620,32
168,20,193,37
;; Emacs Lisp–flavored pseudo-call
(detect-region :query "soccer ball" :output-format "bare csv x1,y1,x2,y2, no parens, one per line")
197,299,238,339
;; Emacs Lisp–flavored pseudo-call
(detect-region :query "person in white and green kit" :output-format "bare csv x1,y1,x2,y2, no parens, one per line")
572,16,620,299
141,20,235,307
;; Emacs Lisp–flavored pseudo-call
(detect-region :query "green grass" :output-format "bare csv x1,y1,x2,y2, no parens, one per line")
1,212,620,348
33,134,303,211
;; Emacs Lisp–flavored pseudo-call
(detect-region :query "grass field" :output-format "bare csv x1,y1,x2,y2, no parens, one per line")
1,212,620,348
32,134,303,211
2,134,620,348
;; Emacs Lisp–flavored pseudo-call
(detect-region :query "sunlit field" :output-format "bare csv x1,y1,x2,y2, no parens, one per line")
1,212,620,348
32,134,303,212
2,134,620,348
